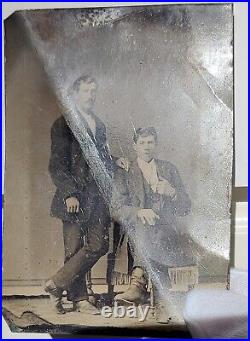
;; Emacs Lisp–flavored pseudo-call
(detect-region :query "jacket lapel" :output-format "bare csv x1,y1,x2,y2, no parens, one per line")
155,159,164,179
78,111,107,149
127,159,174,209
92,113,106,148
128,160,145,206
155,159,172,184
77,111,95,142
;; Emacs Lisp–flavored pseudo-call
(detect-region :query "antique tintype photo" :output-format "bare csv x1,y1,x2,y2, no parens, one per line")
3,4,233,335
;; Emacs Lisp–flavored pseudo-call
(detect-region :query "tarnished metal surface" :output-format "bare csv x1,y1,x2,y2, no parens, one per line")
5,4,233,331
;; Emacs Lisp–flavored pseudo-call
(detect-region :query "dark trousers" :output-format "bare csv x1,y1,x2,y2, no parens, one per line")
52,209,110,302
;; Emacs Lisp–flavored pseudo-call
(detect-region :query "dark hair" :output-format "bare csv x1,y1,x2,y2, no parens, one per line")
70,75,96,95
133,127,158,143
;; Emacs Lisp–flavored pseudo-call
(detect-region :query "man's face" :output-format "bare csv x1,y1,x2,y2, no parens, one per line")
74,81,97,113
134,135,157,162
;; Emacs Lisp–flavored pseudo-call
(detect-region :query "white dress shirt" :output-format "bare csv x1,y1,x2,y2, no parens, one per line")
137,157,159,192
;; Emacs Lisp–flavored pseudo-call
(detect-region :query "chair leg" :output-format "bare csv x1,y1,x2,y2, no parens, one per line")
106,221,121,299
86,270,92,291
150,285,155,307
149,281,156,319
108,284,114,296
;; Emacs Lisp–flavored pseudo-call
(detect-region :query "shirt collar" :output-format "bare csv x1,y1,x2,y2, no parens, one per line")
137,157,155,168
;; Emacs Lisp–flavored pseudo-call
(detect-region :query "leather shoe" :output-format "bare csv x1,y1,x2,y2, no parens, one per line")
44,279,65,314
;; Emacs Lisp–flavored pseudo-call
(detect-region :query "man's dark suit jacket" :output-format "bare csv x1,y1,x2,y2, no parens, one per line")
112,159,191,227
49,114,114,223
111,159,192,267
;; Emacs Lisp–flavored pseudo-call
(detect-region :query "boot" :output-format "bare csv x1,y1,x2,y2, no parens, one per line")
44,279,65,314
115,267,147,305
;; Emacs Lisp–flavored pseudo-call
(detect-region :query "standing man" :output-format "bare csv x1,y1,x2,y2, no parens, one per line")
45,75,125,314
111,127,193,323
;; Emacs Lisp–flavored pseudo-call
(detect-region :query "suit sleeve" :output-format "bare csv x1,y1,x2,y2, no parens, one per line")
169,163,191,216
48,119,80,199
111,169,140,227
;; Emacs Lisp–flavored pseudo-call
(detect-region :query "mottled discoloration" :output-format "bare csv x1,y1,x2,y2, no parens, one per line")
4,4,233,333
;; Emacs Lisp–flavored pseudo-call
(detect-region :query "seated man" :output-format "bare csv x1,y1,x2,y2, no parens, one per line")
111,127,193,322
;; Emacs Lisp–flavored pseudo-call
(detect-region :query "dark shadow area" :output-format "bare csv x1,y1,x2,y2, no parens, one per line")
51,329,192,339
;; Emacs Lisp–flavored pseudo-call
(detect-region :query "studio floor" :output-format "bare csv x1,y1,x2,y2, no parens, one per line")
3,285,183,336
2,283,225,336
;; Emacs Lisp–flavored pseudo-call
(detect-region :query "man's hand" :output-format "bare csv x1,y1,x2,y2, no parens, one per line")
137,209,159,226
116,157,130,172
156,178,176,198
65,197,80,213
